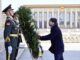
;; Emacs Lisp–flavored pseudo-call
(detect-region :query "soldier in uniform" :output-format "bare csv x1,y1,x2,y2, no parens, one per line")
13,13,22,58
3,5,21,60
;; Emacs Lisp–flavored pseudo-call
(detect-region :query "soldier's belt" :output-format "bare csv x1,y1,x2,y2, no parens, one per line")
10,34,18,37
18,33,21,35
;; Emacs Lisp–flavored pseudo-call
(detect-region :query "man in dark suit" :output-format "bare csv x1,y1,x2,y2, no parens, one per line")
39,18,64,60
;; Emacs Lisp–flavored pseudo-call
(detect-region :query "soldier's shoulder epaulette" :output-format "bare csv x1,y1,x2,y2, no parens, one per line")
5,19,12,26
6,17,13,22
6,19,12,23
7,17,11,20
7,17,13,22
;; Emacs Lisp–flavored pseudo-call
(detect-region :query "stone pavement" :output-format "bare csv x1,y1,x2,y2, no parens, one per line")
0,47,80,60
18,48,80,60
0,40,80,60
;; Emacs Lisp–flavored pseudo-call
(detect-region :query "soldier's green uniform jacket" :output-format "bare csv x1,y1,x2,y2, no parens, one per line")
4,16,21,60
4,16,21,47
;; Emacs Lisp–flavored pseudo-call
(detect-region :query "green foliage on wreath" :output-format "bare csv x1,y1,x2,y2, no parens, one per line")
17,7,39,58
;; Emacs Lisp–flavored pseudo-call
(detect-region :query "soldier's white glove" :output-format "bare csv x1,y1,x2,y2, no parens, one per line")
8,46,12,54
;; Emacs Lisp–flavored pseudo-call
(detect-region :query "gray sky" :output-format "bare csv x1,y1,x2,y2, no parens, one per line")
2,0,80,11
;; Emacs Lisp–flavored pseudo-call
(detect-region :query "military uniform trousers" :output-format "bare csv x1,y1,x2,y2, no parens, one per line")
5,36,18,60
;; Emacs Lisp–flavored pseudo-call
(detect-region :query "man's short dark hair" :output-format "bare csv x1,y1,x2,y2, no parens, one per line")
50,18,57,24
50,18,58,25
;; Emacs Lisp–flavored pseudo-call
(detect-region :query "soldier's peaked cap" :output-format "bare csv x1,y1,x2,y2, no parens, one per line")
2,4,13,13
